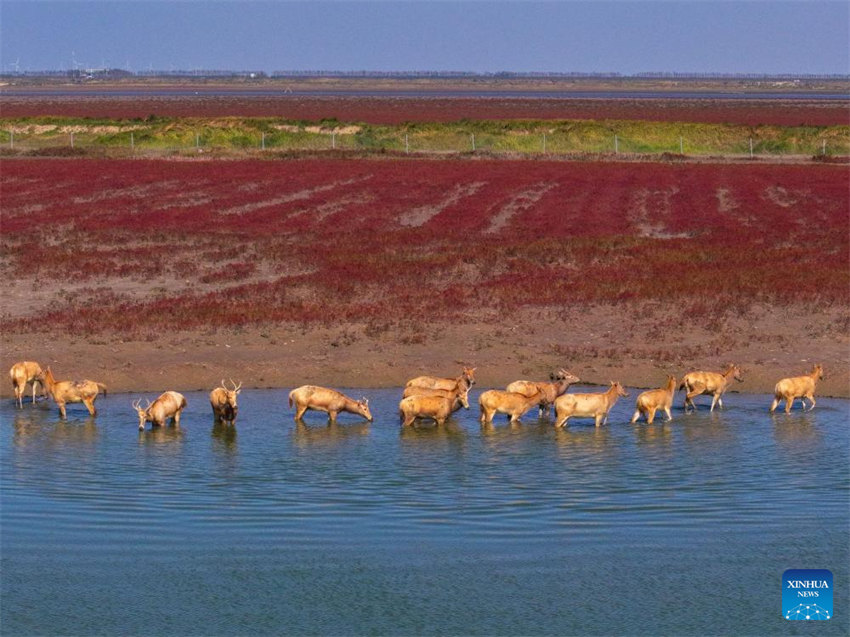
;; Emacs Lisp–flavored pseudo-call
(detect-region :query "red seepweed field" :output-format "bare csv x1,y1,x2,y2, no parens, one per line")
1,156,848,393
2,156,847,328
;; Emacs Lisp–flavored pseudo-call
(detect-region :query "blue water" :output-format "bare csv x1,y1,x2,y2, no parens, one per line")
2,388,848,636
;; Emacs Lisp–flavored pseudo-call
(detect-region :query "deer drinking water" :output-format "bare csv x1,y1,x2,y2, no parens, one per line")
553,382,629,428
680,364,743,412
506,368,581,418
770,364,824,413
41,366,107,419
133,391,188,431
631,375,677,425
288,385,373,424
9,361,44,408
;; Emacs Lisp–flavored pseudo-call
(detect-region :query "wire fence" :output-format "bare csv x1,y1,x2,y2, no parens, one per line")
2,126,848,159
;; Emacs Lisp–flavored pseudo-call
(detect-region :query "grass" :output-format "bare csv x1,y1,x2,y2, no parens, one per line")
1,116,848,157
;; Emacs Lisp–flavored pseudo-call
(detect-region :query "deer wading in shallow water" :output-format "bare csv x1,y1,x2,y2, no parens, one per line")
41,366,107,419
210,379,242,425
405,366,476,392
554,382,629,428
770,364,824,414
506,368,581,418
631,375,677,425
288,385,373,424
133,391,187,430
478,387,547,425
399,384,470,427
9,360,44,408
680,364,743,412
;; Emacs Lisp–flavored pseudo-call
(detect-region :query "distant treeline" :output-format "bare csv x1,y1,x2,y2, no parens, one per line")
3,69,849,81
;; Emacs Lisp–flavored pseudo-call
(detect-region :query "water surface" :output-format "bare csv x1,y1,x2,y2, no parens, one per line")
2,388,848,635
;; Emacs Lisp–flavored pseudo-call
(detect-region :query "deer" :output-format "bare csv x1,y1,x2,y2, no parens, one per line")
506,368,581,418
631,375,677,425
554,381,629,428
399,385,470,427
405,366,476,392
41,366,107,419
770,364,824,414
10,361,44,408
680,364,743,412
133,391,188,431
479,387,547,426
288,385,373,424
210,379,242,425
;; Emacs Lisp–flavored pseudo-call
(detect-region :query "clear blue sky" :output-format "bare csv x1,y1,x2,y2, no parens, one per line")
1,1,847,75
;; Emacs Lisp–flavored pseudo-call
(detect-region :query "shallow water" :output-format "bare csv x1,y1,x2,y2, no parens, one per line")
2,387,848,636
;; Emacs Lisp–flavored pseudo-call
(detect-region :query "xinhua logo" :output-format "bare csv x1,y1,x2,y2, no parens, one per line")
783,569,833,621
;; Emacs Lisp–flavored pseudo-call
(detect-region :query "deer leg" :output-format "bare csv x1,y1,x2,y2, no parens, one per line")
784,398,794,414
173,411,181,426
58,402,66,419
710,394,719,412
630,409,641,424
806,395,816,411
84,398,96,416
664,407,673,421
647,408,656,425
294,405,308,421
328,411,337,424
769,397,780,413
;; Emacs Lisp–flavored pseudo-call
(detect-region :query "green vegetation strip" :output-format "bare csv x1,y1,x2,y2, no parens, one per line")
1,116,848,157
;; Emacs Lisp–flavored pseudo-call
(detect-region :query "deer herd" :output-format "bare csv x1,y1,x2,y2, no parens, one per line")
8,360,828,430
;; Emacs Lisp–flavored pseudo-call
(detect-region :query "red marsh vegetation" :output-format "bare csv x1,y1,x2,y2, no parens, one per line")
2,157,847,340
2,95,847,126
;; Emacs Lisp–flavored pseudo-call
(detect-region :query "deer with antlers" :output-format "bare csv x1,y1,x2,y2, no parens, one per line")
506,368,581,418
210,379,242,425
133,391,188,431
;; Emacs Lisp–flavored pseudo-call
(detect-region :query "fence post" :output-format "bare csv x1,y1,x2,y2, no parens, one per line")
679,136,683,154
471,134,475,152
70,132,74,148
749,138,753,158
9,130,13,149
131,132,134,152
405,134,409,154
332,132,336,150
822,139,826,156
543,133,547,154
196,133,200,149
261,132,265,150
614,135,619,154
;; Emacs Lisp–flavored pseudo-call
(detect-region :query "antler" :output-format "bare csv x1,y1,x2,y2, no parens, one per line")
229,378,242,392
132,398,141,410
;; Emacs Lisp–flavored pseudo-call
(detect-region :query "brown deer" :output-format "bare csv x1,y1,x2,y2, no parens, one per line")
41,366,107,419
506,368,581,418
10,361,44,408
479,387,546,425
133,391,188,430
210,379,242,425
680,364,743,412
399,385,470,427
405,366,476,392
554,381,629,428
289,385,373,424
631,375,677,424
770,364,824,414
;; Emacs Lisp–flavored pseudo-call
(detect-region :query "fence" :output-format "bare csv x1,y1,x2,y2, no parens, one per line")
2,123,848,159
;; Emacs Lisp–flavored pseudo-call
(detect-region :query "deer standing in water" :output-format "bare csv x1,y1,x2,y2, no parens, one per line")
680,364,743,412
10,361,44,408
554,382,629,428
210,379,242,425
506,368,581,418
770,364,824,413
631,375,677,425
479,387,546,425
405,366,476,392
399,384,470,427
133,391,188,430
289,385,373,424
41,366,107,419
